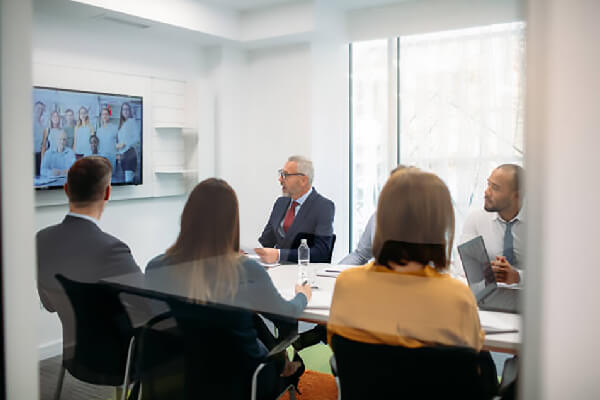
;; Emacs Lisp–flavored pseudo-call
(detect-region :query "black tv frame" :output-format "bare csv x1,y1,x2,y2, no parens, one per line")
33,86,143,190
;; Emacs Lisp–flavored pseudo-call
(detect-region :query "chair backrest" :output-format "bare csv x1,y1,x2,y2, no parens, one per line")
138,298,274,400
55,274,135,386
327,234,337,263
330,334,495,400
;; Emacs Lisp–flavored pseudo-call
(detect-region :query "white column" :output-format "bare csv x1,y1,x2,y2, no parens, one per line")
0,0,39,398
523,0,600,398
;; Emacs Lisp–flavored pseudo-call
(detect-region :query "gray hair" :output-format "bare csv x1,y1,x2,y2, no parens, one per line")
288,155,314,185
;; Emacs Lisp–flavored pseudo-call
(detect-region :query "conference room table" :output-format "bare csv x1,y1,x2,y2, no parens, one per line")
102,262,521,355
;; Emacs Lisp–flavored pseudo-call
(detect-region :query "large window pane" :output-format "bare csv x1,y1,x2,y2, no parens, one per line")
350,39,394,249
398,22,526,236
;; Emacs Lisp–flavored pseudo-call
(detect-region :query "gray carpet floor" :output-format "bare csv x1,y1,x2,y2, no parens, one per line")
40,356,116,400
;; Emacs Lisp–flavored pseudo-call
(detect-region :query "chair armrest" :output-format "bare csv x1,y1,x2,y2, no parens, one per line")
141,311,173,330
329,354,338,377
265,333,300,361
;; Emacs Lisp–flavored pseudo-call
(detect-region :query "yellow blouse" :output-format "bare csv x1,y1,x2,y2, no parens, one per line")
327,262,485,350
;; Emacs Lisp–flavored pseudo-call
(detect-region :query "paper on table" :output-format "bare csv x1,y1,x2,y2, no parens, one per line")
281,288,333,309
316,264,356,277
479,310,520,332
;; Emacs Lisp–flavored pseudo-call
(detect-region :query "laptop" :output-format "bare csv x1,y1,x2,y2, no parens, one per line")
458,236,519,314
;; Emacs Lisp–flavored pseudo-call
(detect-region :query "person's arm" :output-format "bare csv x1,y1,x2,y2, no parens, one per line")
244,259,308,318
72,127,78,153
62,151,76,176
339,213,375,265
491,256,522,284
279,200,335,263
40,153,53,177
41,128,48,158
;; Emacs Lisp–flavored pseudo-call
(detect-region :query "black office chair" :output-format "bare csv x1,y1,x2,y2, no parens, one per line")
330,334,498,400
327,234,337,263
54,274,139,400
136,297,298,400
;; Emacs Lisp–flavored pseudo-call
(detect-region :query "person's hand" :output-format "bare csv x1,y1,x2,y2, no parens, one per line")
491,256,520,284
254,247,279,264
295,283,312,303
52,168,61,176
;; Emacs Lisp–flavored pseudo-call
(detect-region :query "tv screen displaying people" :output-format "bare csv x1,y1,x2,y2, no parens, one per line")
33,86,143,189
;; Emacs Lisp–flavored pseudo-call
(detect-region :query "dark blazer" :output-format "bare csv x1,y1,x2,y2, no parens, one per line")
258,187,335,263
36,215,141,313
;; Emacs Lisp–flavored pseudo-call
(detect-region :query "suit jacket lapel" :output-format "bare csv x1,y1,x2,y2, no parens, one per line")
283,189,318,246
273,197,291,243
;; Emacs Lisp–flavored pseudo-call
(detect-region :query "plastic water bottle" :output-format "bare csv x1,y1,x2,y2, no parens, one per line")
298,239,310,284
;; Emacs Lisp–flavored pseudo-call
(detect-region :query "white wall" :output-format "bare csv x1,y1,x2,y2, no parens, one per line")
347,0,523,41
209,43,313,249
33,6,205,357
1,0,40,397
522,1,600,398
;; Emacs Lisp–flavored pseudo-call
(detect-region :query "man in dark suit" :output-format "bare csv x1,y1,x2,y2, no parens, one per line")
256,155,335,264
37,156,142,316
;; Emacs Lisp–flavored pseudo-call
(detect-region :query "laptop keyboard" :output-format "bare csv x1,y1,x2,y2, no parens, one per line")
484,288,519,312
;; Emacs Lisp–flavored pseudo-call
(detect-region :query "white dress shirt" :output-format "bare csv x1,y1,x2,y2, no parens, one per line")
67,212,100,227
459,207,525,283
40,147,76,177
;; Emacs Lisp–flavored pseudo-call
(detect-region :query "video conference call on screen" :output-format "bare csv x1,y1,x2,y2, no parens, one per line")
33,86,143,189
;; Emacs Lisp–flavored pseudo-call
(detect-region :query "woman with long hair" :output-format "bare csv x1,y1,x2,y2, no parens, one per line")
115,102,139,183
72,106,95,160
95,107,118,170
40,110,65,160
146,178,311,397
328,168,484,349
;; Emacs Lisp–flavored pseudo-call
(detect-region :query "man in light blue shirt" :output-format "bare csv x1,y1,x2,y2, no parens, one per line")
339,165,410,265
339,213,376,265
40,131,76,177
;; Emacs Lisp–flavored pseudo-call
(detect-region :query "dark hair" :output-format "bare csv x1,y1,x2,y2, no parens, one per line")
65,108,74,115
89,135,99,144
497,164,524,193
166,178,240,261
66,156,112,205
373,169,455,271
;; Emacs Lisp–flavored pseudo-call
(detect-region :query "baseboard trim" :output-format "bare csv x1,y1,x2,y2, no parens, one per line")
39,340,62,360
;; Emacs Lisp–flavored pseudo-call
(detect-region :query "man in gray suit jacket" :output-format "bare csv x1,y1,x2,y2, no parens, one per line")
256,156,335,264
37,156,142,315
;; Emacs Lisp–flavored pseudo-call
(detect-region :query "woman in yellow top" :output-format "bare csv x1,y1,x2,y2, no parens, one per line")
328,168,484,350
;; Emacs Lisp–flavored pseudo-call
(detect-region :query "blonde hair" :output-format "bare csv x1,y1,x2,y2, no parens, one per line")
372,168,455,270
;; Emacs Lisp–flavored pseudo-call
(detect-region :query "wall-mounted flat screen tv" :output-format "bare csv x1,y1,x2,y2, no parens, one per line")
33,86,143,189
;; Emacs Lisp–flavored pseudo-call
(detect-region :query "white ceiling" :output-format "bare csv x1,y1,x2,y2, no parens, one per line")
197,0,409,12
200,0,298,12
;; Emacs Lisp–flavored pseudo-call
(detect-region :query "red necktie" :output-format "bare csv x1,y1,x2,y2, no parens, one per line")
283,201,299,233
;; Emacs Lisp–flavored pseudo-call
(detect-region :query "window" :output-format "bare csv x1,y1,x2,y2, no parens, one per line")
349,22,525,252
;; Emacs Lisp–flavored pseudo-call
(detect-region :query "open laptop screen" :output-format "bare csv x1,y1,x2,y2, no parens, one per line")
458,236,497,299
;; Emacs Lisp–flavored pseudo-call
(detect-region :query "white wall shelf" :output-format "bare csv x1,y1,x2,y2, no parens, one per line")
154,168,197,174
154,122,186,129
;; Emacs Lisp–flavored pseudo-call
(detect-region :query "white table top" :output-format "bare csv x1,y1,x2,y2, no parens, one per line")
268,263,521,354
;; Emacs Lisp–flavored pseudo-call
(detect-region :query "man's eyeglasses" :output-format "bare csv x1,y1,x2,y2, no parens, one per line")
278,169,305,179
